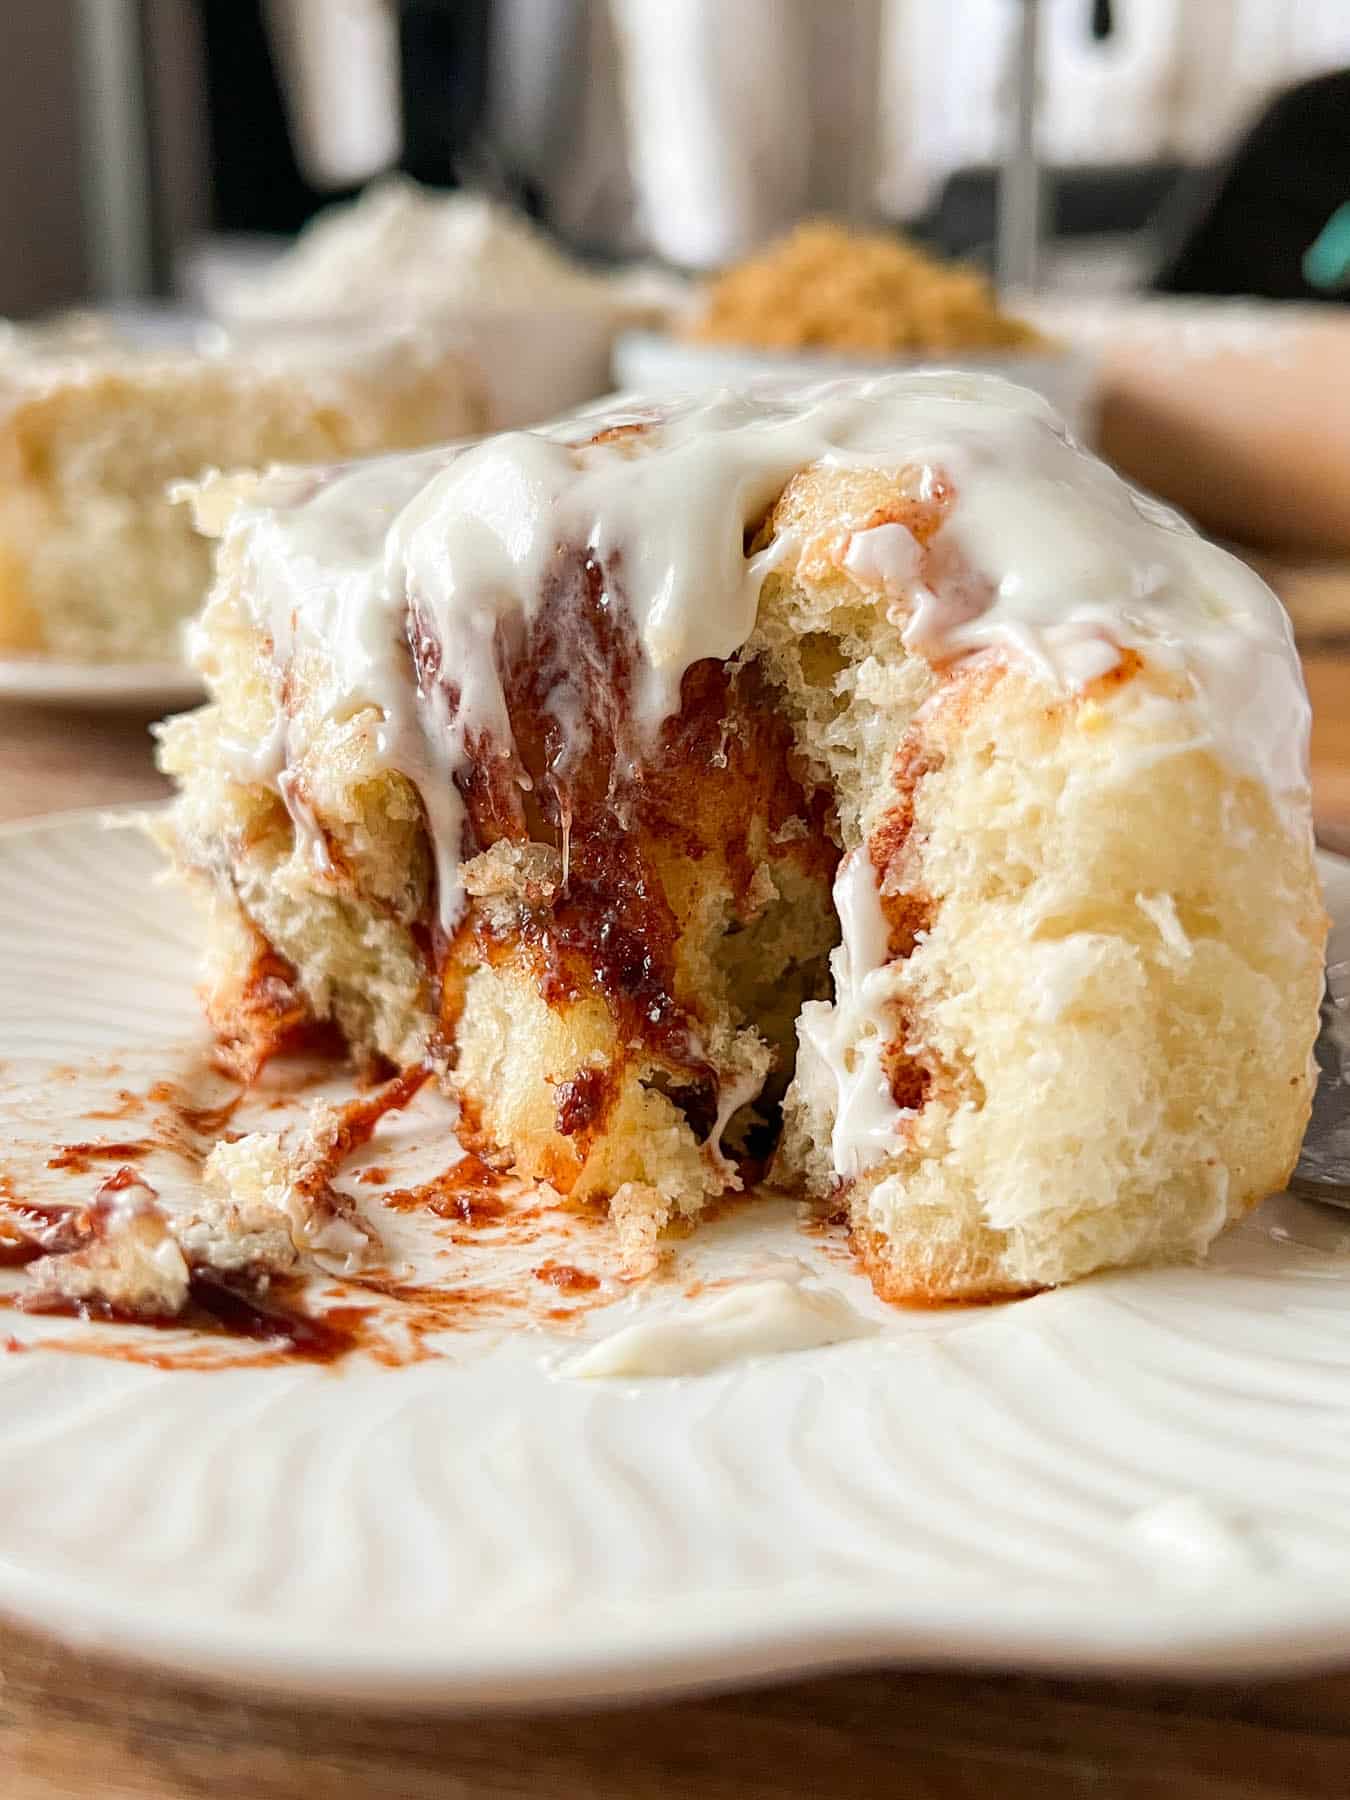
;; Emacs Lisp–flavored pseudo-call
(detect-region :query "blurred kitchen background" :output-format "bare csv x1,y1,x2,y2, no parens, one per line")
5,0,1350,315
3,0,1350,852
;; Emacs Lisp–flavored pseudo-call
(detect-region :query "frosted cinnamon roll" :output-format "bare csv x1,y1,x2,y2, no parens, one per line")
156,373,1324,1299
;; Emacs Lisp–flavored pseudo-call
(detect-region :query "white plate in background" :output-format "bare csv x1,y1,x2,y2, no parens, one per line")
0,657,201,711
1,809,1349,1708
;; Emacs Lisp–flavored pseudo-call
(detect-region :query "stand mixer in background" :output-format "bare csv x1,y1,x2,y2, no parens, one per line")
73,0,1119,300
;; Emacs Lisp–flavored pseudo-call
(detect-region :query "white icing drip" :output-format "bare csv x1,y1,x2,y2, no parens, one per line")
96,1174,160,1220
278,770,334,877
563,1273,878,1379
843,519,922,590
194,371,1310,942
939,466,1305,745
702,1059,766,1185
796,849,907,1180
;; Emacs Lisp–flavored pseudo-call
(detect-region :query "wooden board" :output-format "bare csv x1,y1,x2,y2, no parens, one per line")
6,1613,1350,1800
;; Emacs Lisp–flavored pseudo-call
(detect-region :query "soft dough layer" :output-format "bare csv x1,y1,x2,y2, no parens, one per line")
157,374,1324,1299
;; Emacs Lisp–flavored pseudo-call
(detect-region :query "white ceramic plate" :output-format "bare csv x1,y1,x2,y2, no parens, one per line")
3,809,1350,1708
0,657,201,711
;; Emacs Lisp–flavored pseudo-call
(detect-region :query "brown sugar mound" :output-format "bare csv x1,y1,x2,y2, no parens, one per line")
685,221,1045,356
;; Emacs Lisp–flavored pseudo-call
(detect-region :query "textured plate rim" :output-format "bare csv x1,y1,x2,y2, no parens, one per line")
1,809,1349,1709
10,1551,1350,1709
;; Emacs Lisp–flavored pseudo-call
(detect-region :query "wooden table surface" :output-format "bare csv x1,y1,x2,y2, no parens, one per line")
2,621,1350,1800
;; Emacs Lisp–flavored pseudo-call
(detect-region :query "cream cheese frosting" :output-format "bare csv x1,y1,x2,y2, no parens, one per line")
190,371,1308,932
563,1269,879,1378
795,849,903,1181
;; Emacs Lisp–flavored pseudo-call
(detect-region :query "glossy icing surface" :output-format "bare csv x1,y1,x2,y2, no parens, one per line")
192,372,1306,922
